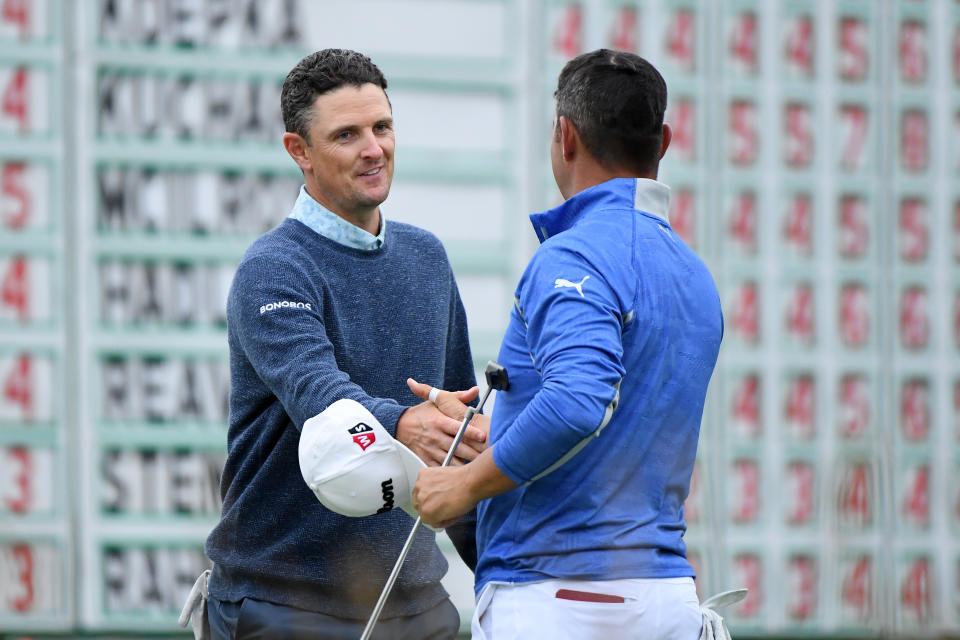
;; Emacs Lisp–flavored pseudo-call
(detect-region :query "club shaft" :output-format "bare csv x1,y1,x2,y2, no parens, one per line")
359,386,494,640
358,512,423,640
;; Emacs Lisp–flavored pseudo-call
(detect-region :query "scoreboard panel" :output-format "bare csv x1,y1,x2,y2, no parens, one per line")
1,0,960,636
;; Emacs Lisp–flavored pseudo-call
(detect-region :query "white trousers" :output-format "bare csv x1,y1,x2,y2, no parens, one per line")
471,577,702,640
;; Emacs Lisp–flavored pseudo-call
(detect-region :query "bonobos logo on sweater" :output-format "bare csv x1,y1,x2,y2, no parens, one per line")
260,300,312,314
348,422,375,451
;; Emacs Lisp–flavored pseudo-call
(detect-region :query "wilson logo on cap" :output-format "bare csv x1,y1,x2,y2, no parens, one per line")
348,423,375,451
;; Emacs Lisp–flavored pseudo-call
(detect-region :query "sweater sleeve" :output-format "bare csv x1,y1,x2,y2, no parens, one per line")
227,253,406,433
491,244,626,484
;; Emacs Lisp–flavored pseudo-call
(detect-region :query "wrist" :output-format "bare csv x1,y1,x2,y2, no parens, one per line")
462,458,484,505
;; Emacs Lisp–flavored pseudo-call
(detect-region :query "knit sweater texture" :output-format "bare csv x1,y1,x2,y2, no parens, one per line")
206,218,476,620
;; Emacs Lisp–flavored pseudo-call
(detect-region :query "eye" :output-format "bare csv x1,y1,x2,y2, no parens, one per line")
374,121,393,134
335,130,353,141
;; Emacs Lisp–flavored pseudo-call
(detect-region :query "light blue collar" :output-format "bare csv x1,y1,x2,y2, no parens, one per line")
288,185,386,251
531,178,671,243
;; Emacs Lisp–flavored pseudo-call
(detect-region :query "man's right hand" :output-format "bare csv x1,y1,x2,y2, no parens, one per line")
396,384,486,466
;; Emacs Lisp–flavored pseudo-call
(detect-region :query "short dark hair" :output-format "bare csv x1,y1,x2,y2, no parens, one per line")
281,49,388,144
554,49,667,174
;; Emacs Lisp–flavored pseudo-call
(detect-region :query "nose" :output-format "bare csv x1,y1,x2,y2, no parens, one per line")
359,130,384,160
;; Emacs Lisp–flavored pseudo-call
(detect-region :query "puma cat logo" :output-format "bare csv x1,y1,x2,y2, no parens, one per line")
554,276,590,297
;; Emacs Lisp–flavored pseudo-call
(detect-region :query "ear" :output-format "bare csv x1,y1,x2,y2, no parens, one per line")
559,116,578,162
283,132,312,172
659,123,672,160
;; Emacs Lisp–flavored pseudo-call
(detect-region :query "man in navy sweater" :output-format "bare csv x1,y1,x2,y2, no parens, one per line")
412,50,723,639
202,49,484,639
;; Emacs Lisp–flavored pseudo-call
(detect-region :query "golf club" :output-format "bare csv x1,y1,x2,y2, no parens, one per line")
359,361,510,640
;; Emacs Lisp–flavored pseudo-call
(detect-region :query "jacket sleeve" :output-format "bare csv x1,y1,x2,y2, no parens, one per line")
228,253,407,433
491,244,626,484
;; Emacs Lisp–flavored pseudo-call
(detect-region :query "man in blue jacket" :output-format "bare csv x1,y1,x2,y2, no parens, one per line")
411,49,723,639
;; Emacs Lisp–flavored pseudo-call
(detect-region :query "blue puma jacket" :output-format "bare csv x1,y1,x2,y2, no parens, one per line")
475,178,723,595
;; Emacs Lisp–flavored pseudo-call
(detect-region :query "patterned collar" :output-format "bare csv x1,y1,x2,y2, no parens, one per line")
288,185,385,250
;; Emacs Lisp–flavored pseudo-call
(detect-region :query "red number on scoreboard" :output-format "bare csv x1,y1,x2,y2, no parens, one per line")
729,11,757,72
783,193,812,254
839,374,869,438
610,6,637,53
900,379,929,442
4,447,30,512
728,191,756,251
842,556,871,618
901,558,931,621
899,286,929,350
899,20,928,83
729,100,758,165
900,109,928,172
732,374,760,437
839,105,868,169
1,0,28,36
784,103,813,167
784,14,814,75
785,374,815,438
669,99,695,161
1,256,28,319
788,555,816,618
903,466,930,526
841,464,870,525
1,66,28,130
1,163,29,228
731,281,759,342
3,353,32,418
553,5,582,59
785,284,815,345
899,198,928,262
670,188,695,247
838,16,868,81
786,462,814,524
839,194,868,259
10,544,34,612
734,554,762,617
839,283,870,348
665,8,695,71
733,459,759,523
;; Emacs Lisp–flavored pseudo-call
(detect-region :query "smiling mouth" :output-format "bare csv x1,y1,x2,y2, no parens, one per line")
360,168,381,176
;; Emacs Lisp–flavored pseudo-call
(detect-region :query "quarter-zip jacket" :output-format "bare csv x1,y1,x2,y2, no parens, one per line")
476,177,723,595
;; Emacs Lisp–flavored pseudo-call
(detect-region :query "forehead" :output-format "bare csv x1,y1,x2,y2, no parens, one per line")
309,83,392,132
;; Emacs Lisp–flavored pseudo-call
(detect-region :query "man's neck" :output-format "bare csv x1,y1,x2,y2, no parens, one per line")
566,167,658,200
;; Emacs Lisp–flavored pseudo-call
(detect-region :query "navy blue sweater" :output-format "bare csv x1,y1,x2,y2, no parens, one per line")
206,218,476,620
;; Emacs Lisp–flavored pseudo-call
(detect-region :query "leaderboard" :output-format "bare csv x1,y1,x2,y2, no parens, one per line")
2,0,960,638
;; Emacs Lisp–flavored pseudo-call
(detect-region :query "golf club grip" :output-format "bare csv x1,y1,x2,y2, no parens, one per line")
440,386,493,468
361,385,495,639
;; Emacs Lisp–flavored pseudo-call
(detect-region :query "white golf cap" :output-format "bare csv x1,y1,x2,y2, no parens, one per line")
298,398,424,519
